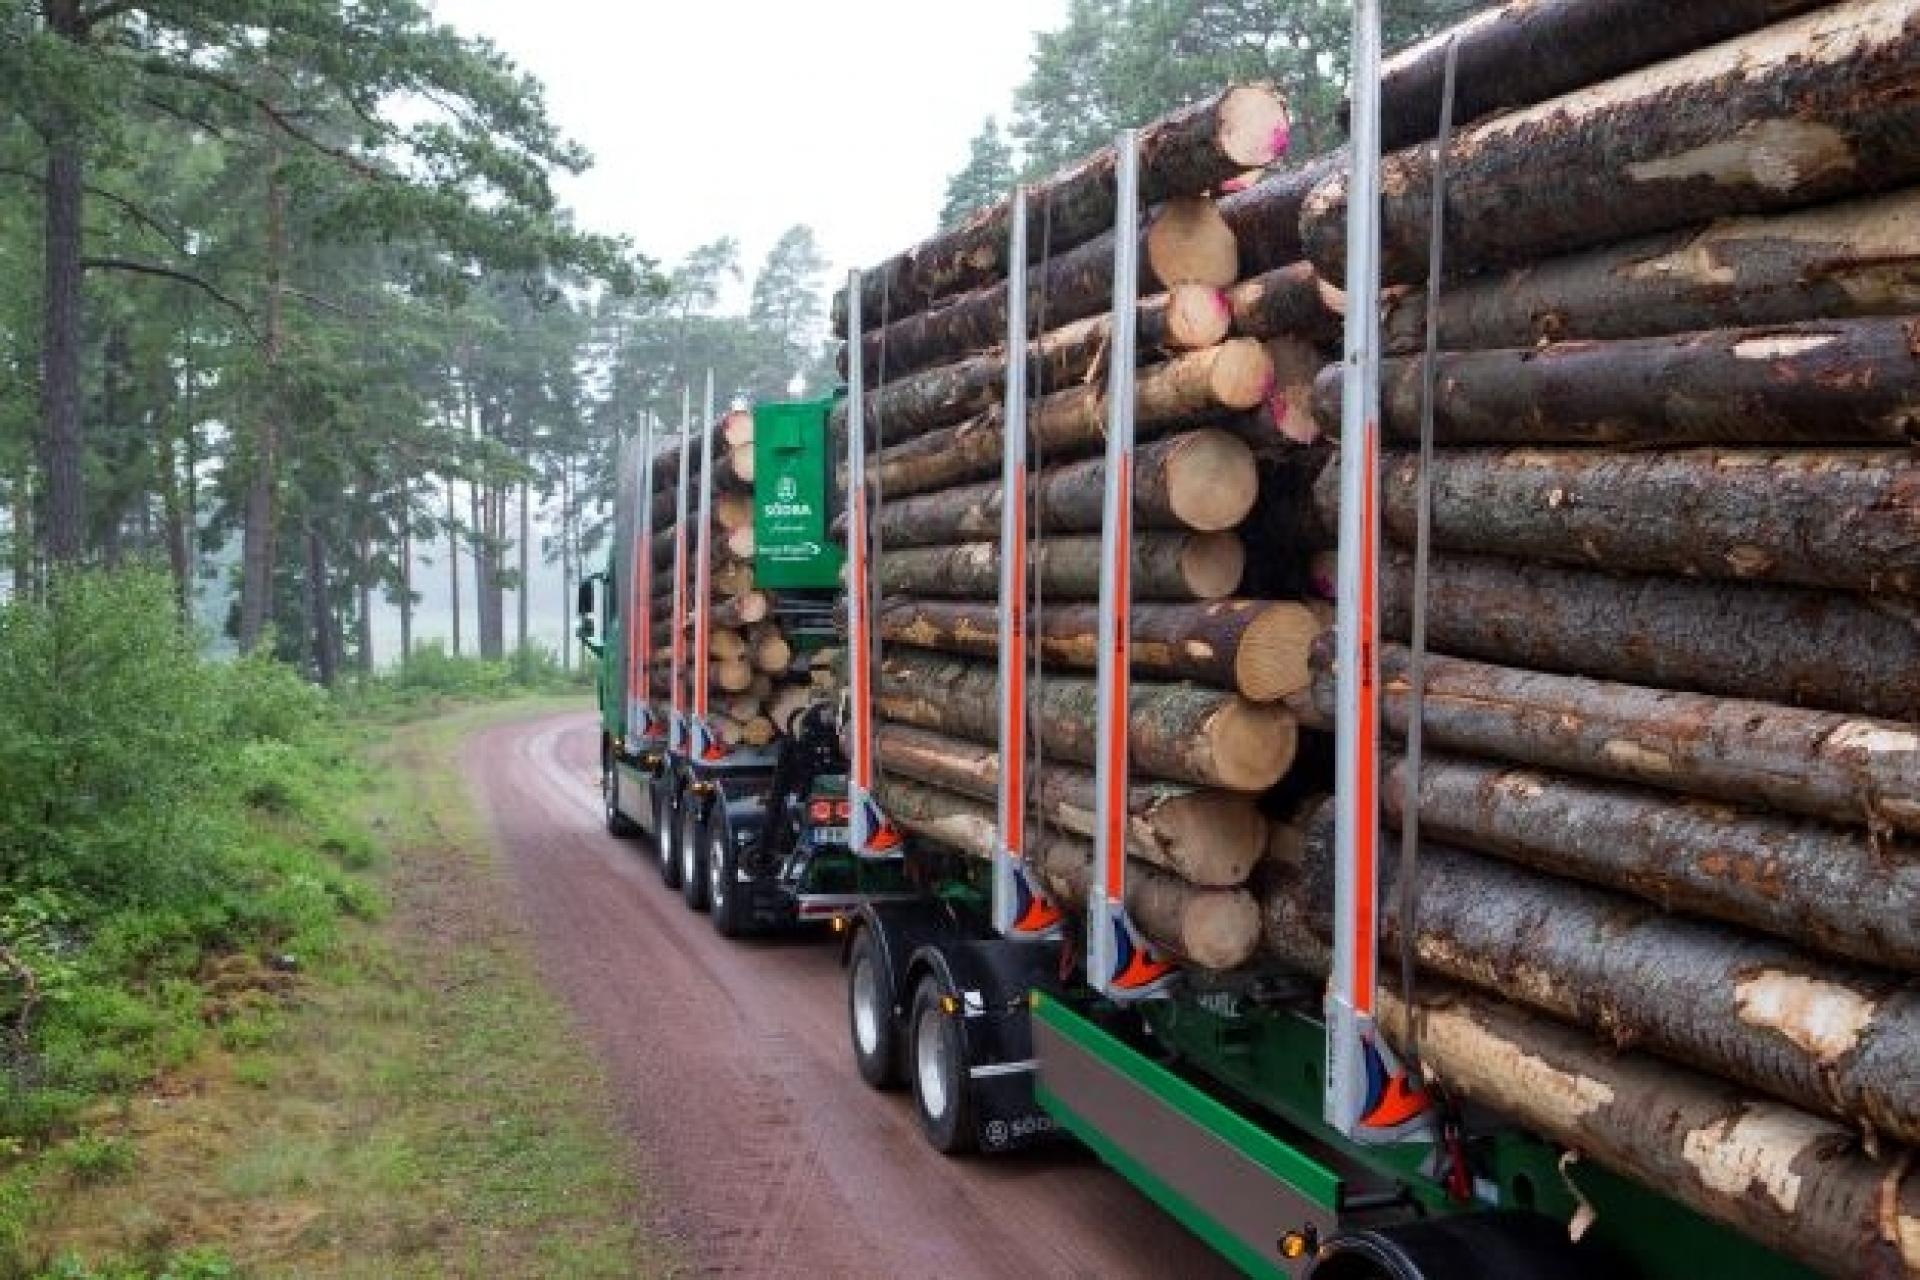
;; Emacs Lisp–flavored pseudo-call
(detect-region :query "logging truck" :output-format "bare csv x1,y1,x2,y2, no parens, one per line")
585,1,1920,1276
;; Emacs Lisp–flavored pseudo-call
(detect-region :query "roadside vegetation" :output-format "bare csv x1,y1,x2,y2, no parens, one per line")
0,569,650,1279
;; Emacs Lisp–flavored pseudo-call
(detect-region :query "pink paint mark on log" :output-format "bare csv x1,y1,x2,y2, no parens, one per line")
1256,370,1278,402
1212,290,1231,320
1265,392,1290,426
1269,122,1292,160
1220,173,1255,194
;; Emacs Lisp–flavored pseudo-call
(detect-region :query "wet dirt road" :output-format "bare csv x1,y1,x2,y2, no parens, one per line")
466,709,1240,1278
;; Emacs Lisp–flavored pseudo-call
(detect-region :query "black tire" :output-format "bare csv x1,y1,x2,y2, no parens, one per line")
603,752,641,838
847,928,902,1089
657,779,683,889
908,974,975,1154
708,818,748,938
679,792,709,911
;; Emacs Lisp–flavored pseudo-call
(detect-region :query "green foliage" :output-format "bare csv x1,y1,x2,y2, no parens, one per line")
940,116,1019,229
50,1134,135,1186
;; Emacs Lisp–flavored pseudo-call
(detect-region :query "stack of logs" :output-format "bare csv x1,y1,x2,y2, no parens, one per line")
649,406,830,745
843,2,1920,1273
835,83,1362,971
1277,2,1915,1274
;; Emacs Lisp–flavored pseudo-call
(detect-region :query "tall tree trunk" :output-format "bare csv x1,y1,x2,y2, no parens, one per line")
516,476,530,668
39,4,85,566
239,134,288,652
558,459,572,673
157,429,190,616
395,486,412,664
9,458,33,600
355,502,373,676
305,521,338,686
446,477,462,657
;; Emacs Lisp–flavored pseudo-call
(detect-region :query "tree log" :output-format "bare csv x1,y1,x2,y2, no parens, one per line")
873,723,1264,886
1267,824,1920,1146
1319,317,1920,447
836,284,1231,444
1316,447,1920,593
1217,152,1346,278
1365,0,1834,151
876,597,1321,702
1310,644,1920,837
1383,188,1920,353
712,658,752,694
1377,985,1919,1280
708,627,746,662
878,532,1244,602
873,776,1261,970
1383,751,1920,969
835,85,1287,331
875,430,1257,546
866,339,1274,497
1382,550,1920,720
714,590,770,627
749,625,791,675
1226,262,1344,346
876,648,1294,791
1302,0,1920,284
843,196,1239,382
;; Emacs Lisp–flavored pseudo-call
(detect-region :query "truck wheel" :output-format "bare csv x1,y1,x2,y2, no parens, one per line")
909,974,976,1154
708,823,748,938
847,928,901,1089
602,754,640,838
657,781,683,889
679,794,709,912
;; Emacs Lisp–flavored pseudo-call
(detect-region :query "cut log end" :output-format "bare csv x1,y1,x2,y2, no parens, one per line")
1180,532,1248,600
1235,602,1324,702
1147,196,1239,289
1210,698,1299,791
1218,84,1294,169
1176,889,1264,970
1164,283,1234,351
1165,431,1260,530
1209,337,1281,411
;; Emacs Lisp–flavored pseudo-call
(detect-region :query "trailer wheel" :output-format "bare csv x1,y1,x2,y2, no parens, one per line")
847,928,901,1089
602,752,640,838
708,821,746,937
657,780,683,889
1307,1213,1617,1280
679,794,709,912
909,974,976,1154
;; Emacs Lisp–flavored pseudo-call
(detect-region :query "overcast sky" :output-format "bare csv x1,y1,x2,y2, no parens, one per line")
432,0,1068,303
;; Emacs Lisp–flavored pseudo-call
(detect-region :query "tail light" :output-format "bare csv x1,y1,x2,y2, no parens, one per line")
833,800,852,821
808,799,834,824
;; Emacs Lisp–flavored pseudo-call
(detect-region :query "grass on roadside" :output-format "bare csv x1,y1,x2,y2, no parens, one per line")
12,698,671,1279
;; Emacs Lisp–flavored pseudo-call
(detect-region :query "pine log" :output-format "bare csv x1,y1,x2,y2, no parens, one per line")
1383,188,1920,353
749,626,792,675
1383,550,1920,720
842,197,1239,382
866,339,1274,497
713,493,753,531
874,430,1257,546
876,597,1321,702
873,776,1261,970
836,284,1231,444
1317,447,1920,593
1365,0,1834,151
1322,317,1920,447
1383,751,1920,969
1234,446,1336,599
836,85,1286,331
747,672,774,701
1225,262,1344,346
708,627,746,662
1217,152,1346,278
712,658,752,694
726,441,754,488
1302,0,1920,284
738,715,776,747
1267,822,1920,1147
875,648,1295,791
714,590,770,627
1377,985,1920,1280
873,723,1264,886
1315,644,1920,837
721,408,754,448
877,532,1244,602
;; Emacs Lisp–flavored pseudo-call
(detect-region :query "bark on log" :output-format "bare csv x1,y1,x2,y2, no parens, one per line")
1302,0,1920,284
1383,751,1920,970
1226,262,1344,346
1217,153,1346,278
1383,188,1920,354
842,196,1239,382
876,648,1296,791
749,626,792,675
877,532,1244,603
866,339,1274,497
873,723,1264,887
1377,985,1919,1280
875,430,1257,546
837,284,1231,444
1321,317,1920,447
1317,447,1920,593
835,85,1287,332
876,597,1322,702
708,627,746,662
1267,824,1920,1146
1365,0,1834,151
1315,644,1920,837
1383,550,1920,720
873,776,1261,970
714,590,771,627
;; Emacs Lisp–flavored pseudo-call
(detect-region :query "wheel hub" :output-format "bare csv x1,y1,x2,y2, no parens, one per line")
852,957,882,1055
916,1004,951,1120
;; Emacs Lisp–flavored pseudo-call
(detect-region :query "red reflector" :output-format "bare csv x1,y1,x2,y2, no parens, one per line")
808,799,833,823
833,800,852,821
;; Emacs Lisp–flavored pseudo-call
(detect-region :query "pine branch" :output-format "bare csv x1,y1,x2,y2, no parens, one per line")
0,165,193,257
81,256,256,329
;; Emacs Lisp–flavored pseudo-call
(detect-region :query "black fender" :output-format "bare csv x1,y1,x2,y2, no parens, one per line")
844,898,968,1020
1307,1213,1620,1280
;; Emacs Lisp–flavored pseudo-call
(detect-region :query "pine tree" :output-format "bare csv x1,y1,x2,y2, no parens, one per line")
939,117,1019,229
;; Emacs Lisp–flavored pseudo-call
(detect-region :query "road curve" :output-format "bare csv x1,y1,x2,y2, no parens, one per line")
465,709,1240,1278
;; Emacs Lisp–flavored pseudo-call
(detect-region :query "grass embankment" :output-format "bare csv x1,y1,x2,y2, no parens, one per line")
0,572,670,1278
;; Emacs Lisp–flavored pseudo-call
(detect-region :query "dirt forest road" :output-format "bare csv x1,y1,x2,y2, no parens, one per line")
466,709,1239,1279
